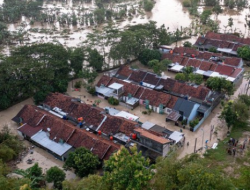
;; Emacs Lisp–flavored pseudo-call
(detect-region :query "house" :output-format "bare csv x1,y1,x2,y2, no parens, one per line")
194,32,250,56
172,98,200,124
114,66,212,103
96,75,179,113
12,105,120,161
161,53,244,84
131,128,172,158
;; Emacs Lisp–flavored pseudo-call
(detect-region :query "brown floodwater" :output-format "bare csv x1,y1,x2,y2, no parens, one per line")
1,0,250,50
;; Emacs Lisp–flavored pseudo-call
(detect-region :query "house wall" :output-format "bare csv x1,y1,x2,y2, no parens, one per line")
187,103,200,123
233,69,244,86
193,106,212,132
135,133,163,153
162,144,170,157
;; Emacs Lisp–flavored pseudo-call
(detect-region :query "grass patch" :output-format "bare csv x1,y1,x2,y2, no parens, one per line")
204,140,230,162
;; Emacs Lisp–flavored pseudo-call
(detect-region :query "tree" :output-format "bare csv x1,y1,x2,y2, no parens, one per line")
63,147,100,178
87,48,104,71
62,174,104,190
219,100,237,129
143,0,154,12
138,49,161,66
213,3,223,19
14,163,44,189
175,73,187,81
237,45,250,60
238,94,250,106
189,73,203,85
69,47,85,77
94,9,105,24
46,166,65,189
200,10,212,25
153,154,234,190
205,0,217,6
206,77,234,95
183,41,192,47
103,146,154,190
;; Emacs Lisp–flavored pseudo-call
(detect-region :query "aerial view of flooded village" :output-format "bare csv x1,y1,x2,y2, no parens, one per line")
0,0,250,189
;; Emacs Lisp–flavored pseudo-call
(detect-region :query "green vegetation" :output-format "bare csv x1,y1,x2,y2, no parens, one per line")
206,77,234,95
63,147,100,178
0,126,24,162
103,146,154,190
148,59,171,75
189,118,199,128
108,96,119,105
237,45,250,60
14,163,44,189
46,166,66,189
175,66,203,85
220,95,250,129
143,0,154,12
138,49,161,66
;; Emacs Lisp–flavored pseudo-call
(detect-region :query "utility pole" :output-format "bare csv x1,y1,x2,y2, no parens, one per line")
201,128,204,150
194,138,197,153
210,125,214,141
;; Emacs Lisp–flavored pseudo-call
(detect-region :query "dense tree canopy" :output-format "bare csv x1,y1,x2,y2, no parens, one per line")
237,45,250,60
63,147,100,178
206,77,234,95
0,43,70,109
103,146,154,190
46,166,65,189
138,49,161,66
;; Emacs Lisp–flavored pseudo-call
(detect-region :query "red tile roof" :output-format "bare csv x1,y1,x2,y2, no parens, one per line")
14,105,120,160
173,47,199,56
224,57,241,67
166,96,179,109
84,107,105,130
215,65,234,76
18,124,42,138
96,75,112,87
230,68,243,78
186,59,202,68
143,73,161,85
199,61,213,71
116,65,133,78
119,119,137,136
128,70,147,83
99,115,123,135
134,128,170,144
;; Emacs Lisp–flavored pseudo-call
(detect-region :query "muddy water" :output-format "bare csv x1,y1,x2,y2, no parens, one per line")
2,0,250,50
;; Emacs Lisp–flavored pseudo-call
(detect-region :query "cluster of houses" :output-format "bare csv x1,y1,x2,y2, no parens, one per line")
194,31,250,56
12,32,248,162
162,47,244,85
95,65,222,132
13,93,184,161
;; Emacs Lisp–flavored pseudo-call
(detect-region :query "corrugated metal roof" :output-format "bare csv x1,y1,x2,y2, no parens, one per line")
31,131,72,156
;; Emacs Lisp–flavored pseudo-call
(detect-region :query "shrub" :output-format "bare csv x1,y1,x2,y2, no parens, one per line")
108,97,119,105
74,81,82,88
189,118,199,128
143,0,154,11
87,86,96,96
183,0,191,7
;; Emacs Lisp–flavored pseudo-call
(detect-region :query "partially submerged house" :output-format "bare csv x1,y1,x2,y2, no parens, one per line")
131,128,172,159
96,75,179,114
162,53,244,85
13,105,120,161
39,93,176,157
194,32,250,56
